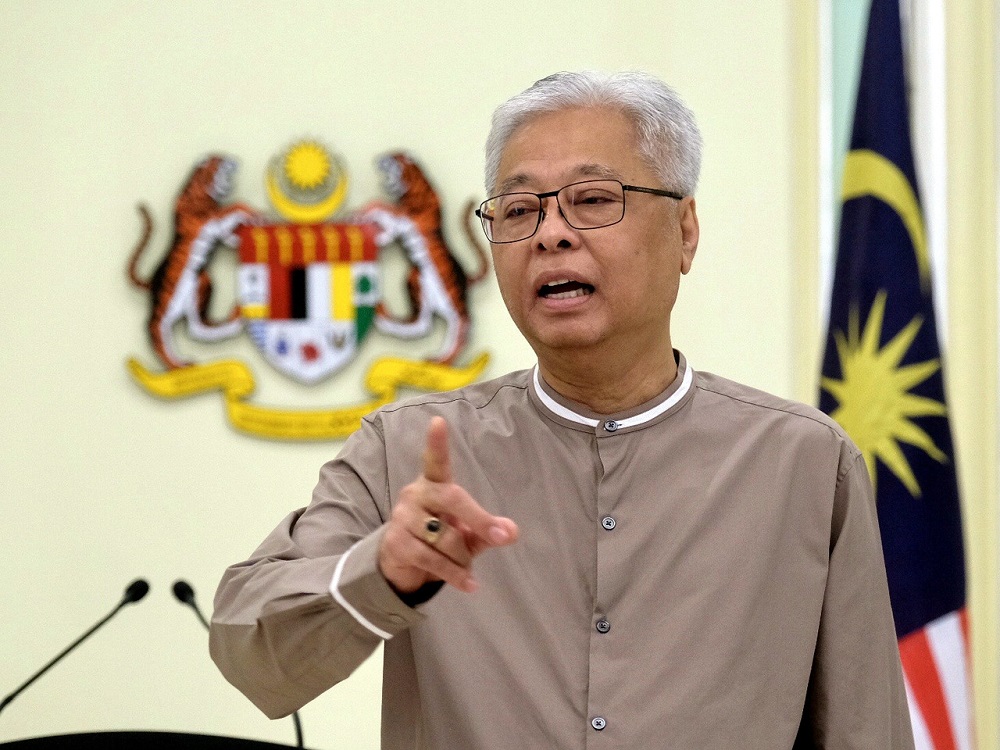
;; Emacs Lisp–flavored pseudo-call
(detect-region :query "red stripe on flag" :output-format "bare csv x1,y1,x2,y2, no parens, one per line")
899,628,958,750
958,607,975,750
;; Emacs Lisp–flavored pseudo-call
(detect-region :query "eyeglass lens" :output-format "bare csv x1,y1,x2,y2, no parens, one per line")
483,180,626,243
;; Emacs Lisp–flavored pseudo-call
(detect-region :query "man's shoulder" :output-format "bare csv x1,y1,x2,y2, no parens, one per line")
365,368,533,425
692,369,854,447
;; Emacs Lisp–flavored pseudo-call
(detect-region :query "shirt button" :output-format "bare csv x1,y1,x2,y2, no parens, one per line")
601,516,616,530
596,619,611,633
591,717,607,731
604,420,619,432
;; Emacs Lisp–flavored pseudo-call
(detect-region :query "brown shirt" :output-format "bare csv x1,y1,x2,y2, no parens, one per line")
210,354,914,749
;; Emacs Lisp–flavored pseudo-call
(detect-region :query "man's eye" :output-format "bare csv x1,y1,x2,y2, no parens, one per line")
503,203,538,220
575,190,617,205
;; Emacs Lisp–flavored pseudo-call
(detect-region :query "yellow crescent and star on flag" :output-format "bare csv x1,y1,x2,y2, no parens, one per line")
126,139,490,440
820,148,947,498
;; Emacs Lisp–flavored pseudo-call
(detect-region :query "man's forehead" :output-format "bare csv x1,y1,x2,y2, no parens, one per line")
492,106,646,193
496,163,624,195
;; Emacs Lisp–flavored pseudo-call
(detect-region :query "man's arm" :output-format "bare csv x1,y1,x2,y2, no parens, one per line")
209,417,418,719
797,450,915,749
209,415,518,719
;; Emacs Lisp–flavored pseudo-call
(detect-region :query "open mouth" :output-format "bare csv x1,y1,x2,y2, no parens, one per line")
538,279,595,300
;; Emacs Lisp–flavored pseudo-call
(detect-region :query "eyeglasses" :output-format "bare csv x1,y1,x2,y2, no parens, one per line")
475,179,684,244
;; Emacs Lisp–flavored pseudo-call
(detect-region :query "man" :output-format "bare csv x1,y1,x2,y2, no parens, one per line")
210,71,914,749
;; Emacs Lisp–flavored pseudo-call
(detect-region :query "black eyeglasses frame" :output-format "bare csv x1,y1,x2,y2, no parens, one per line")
475,179,686,244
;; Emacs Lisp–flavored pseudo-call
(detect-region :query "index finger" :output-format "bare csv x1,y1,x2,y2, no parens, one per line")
419,418,517,548
422,416,452,484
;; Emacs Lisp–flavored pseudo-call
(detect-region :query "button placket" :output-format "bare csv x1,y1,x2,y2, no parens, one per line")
592,417,626,743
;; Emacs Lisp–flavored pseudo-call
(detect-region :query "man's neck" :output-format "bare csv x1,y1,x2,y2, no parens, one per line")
536,345,679,415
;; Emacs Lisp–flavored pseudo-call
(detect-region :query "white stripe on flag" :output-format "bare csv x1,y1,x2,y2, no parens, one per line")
926,611,972,750
905,675,934,750
306,263,330,321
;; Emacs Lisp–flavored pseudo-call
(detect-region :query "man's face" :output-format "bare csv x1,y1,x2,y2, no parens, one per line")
490,106,699,365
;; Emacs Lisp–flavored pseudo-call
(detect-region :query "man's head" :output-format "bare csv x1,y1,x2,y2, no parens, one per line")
484,70,702,197
482,71,702,393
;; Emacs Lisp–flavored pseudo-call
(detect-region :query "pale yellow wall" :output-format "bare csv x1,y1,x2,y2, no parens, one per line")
0,3,994,750
945,1,1000,747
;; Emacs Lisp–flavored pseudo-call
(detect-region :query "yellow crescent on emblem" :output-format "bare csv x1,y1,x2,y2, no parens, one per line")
266,155,349,223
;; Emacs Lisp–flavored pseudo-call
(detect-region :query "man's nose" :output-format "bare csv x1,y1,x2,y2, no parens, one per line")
532,197,577,251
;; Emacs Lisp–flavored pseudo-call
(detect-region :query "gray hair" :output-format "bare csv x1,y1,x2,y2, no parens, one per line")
484,70,703,197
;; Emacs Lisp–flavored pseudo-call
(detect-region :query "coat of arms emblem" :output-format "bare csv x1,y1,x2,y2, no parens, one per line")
126,141,489,440
237,221,380,383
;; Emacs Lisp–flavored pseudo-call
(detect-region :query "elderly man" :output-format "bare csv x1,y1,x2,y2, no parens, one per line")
210,71,913,749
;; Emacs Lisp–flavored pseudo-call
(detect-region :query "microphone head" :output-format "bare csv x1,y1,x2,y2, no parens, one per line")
123,579,150,604
172,580,195,605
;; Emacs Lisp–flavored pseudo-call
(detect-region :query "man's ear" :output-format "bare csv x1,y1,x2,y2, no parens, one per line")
679,197,699,274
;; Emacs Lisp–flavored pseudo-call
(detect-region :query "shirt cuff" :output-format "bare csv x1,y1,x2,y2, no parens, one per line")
329,525,428,640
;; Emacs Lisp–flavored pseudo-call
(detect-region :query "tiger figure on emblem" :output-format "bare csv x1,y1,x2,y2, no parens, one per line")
359,152,490,365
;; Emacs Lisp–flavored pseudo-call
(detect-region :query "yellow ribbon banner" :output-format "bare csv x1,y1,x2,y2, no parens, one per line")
127,353,490,441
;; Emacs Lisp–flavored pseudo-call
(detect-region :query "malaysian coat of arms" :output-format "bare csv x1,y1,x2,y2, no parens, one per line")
126,141,490,440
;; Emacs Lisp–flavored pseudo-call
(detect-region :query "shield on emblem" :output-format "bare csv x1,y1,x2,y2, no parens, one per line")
236,222,380,384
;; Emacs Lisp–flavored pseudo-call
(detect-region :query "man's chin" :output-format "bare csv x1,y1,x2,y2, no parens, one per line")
525,325,607,359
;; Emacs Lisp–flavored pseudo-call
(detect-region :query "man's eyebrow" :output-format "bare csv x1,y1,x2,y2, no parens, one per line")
577,163,621,180
495,164,623,195
496,174,532,194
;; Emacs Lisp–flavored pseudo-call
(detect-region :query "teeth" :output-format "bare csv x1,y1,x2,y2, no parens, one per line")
547,288,590,300
539,278,593,300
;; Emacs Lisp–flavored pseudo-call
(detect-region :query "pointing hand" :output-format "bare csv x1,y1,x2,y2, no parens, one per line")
378,417,519,595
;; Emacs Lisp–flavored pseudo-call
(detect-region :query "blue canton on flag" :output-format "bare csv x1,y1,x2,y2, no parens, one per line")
819,0,973,747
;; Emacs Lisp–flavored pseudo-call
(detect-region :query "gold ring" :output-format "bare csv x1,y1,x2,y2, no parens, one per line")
422,516,444,545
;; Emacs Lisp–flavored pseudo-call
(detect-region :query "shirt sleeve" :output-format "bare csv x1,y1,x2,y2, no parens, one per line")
796,449,916,749
208,416,424,719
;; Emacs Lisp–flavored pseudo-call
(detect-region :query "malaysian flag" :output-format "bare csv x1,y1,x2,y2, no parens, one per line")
818,0,973,747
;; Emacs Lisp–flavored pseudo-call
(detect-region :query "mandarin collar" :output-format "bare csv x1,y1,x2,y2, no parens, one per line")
528,351,695,435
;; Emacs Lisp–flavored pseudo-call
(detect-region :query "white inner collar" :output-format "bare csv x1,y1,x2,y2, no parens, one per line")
532,362,693,429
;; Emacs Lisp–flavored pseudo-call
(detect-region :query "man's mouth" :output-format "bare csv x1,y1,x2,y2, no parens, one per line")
538,279,595,300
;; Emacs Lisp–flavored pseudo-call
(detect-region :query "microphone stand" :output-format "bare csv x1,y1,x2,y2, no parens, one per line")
0,579,149,715
172,580,304,749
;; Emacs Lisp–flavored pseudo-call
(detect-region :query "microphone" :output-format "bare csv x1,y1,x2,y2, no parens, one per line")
172,579,305,749
171,580,208,629
124,579,150,604
0,578,150,715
